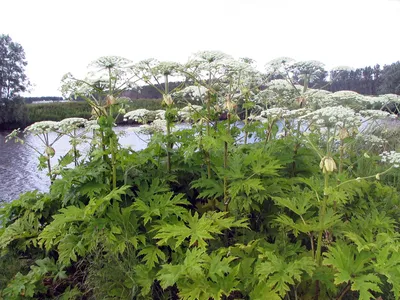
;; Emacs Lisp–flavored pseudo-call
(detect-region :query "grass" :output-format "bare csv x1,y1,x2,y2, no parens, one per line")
27,101,92,123
26,99,164,126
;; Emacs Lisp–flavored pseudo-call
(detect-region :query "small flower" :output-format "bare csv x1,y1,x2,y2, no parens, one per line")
380,151,400,167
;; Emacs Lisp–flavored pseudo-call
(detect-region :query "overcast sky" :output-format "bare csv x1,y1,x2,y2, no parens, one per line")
1,0,399,97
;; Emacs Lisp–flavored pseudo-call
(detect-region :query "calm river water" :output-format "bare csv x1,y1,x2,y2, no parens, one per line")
0,126,150,202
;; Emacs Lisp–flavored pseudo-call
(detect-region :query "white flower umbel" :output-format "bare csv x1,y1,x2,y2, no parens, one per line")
303,89,332,109
292,60,325,79
89,56,132,70
58,118,87,133
359,110,391,119
256,79,301,109
380,151,400,168
133,119,168,135
124,109,152,123
282,108,309,119
177,85,208,103
178,105,204,122
331,66,355,72
265,57,295,75
260,107,288,120
358,133,387,148
188,51,232,65
320,91,366,110
248,114,268,123
155,110,166,120
24,121,60,135
300,106,361,129
153,61,181,76
86,120,100,131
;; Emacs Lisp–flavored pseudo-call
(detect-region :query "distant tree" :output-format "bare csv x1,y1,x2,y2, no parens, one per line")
0,34,30,99
378,61,400,95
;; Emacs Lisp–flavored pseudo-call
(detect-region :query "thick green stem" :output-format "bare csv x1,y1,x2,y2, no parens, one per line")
109,67,117,189
166,116,171,173
224,112,230,211
339,140,344,174
47,155,53,183
206,94,212,179
315,172,329,265
244,100,248,145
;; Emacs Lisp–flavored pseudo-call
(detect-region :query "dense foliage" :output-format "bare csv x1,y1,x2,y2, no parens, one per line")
0,97,28,129
27,102,92,123
1,53,400,300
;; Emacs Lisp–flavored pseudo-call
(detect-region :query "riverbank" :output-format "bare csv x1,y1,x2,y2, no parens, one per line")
0,99,164,130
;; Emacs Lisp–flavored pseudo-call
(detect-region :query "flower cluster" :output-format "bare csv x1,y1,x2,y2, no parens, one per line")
256,79,302,109
331,66,354,72
58,118,87,133
260,107,288,120
177,85,208,102
189,51,232,65
89,56,132,70
133,119,168,135
282,108,309,119
124,109,152,123
300,106,362,129
380,151,400,168
319,91,366,110
265,57,295,74
24,121,60,135
359,110,391,119
85,120,100,131
303,89,332,109
178,105,203,122
153,61,181,76
358,133,387,148
292,60,325,79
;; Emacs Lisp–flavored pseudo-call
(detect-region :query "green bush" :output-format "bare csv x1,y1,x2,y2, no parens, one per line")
0,98,28,130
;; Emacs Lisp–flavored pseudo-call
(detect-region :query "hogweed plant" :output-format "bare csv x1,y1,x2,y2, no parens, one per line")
6,121,63,182
61,56,138,189
129,59,184,173
2,53,400,300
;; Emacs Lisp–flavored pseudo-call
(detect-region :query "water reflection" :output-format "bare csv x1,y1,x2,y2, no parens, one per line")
0,126,150,203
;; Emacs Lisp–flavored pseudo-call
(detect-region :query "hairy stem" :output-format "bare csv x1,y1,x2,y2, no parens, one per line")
336,281,351,300
224,112,230,211
206,93,212,179
316,172,329,265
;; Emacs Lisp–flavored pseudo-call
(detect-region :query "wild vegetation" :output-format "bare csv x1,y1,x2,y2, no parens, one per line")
1,53,400,300
26,99,164,125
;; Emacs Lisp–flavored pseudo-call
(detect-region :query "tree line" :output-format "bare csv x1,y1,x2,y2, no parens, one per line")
1,32,399,130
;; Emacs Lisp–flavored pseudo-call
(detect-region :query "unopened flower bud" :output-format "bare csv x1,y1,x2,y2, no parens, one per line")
224,96,236,112
339,128,349,140
319,156,337,174
106,95,116,106
163,94,174,106
45,146,55,157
